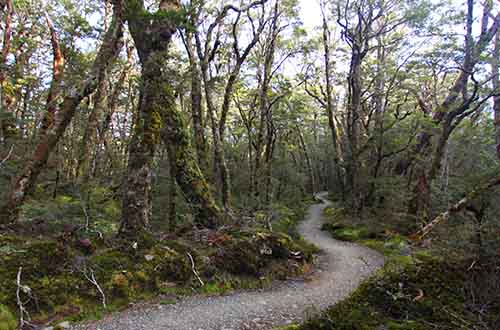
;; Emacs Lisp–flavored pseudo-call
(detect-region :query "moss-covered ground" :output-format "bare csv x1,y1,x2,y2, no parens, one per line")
0,191,317,328
283,202,500,330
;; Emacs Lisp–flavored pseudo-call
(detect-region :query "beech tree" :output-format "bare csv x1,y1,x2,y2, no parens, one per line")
119,0,223,235
0,0,497,263
0,0,125,223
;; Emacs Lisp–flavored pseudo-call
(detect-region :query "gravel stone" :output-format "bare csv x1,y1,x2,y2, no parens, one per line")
71,193,384,330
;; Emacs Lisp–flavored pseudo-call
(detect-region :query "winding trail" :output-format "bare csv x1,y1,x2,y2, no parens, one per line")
72,193,384,330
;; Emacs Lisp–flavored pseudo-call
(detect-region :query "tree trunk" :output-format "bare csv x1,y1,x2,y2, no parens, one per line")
198,55,231,210
346,52,362,212
0,4,124,223
120,0,223,235
321,1,343,197
297,126,315,196
367,36,386,203
185,32,208,172
0,0,17,143
493,29,500,159
77,73,107,181
165,145,177,230
254,3,279,205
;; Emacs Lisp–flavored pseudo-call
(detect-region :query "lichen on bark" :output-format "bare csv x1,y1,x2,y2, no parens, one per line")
120,0,222,235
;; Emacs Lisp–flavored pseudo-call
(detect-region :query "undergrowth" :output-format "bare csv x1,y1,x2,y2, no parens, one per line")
284,202,500,330
0,191,317,328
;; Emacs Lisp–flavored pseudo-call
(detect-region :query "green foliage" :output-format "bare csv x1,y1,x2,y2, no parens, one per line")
292,199,500,330
0,206,317,324
0,305,17,330
19,185,120,235
215,230,314,276
296,257,485,330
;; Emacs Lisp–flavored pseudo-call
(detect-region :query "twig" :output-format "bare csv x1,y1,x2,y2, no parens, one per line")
83,267,106,308
16,267,33,329
467,260,477,271
0,145,13,168
187,252,204,286
77,190,91,231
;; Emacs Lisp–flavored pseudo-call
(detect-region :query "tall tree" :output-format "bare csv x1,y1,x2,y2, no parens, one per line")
407,0,499,220
119,0,223,235
0,0,16,143
0,0,125,224
194,0,267,210
493,28,500,159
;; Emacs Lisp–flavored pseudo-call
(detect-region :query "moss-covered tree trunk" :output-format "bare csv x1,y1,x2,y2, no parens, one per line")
76,73,108,181
492,29,499,159
346,52,362,213
321,4,344,199
0,0,17,144
119,0,222,235
119,54,167,234
0,2,124,224
159,97,223,228
185,31,208,173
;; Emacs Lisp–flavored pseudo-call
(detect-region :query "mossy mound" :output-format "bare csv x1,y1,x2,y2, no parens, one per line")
0,305,17,330
0,235,76,314
215,231,315,276
0,225,318,325
322,221,383,241
296,259,478,330
292,204,500,330
0,234,196,324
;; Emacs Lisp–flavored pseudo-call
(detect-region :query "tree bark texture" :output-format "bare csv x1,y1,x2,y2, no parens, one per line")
1,2,124,223
120,0,223,234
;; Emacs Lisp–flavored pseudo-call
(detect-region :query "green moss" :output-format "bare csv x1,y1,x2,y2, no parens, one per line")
151,245,192,282
297,258,475,330
201,281,233,295
0,304,17,330
295,202,497,330
110,273,130,298
0,204,316,324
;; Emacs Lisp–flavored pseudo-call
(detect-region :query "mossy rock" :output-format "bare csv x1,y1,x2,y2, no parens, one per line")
216,238,263,275
215,231,315,276
0,304,17,330
296,257,479,330
151,245,192,282
110,272,130,298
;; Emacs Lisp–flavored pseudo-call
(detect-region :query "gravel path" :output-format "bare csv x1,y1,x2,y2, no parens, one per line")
72,193,384,330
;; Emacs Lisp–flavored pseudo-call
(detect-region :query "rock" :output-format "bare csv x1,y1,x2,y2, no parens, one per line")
144,254,154,261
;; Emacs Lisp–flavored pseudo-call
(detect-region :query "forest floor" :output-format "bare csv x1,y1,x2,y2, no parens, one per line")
70,193,384,330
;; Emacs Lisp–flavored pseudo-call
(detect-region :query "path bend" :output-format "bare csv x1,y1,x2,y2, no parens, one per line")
72,192,384,330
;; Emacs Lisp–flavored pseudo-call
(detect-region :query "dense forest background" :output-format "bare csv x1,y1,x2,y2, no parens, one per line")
0,0,499,329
